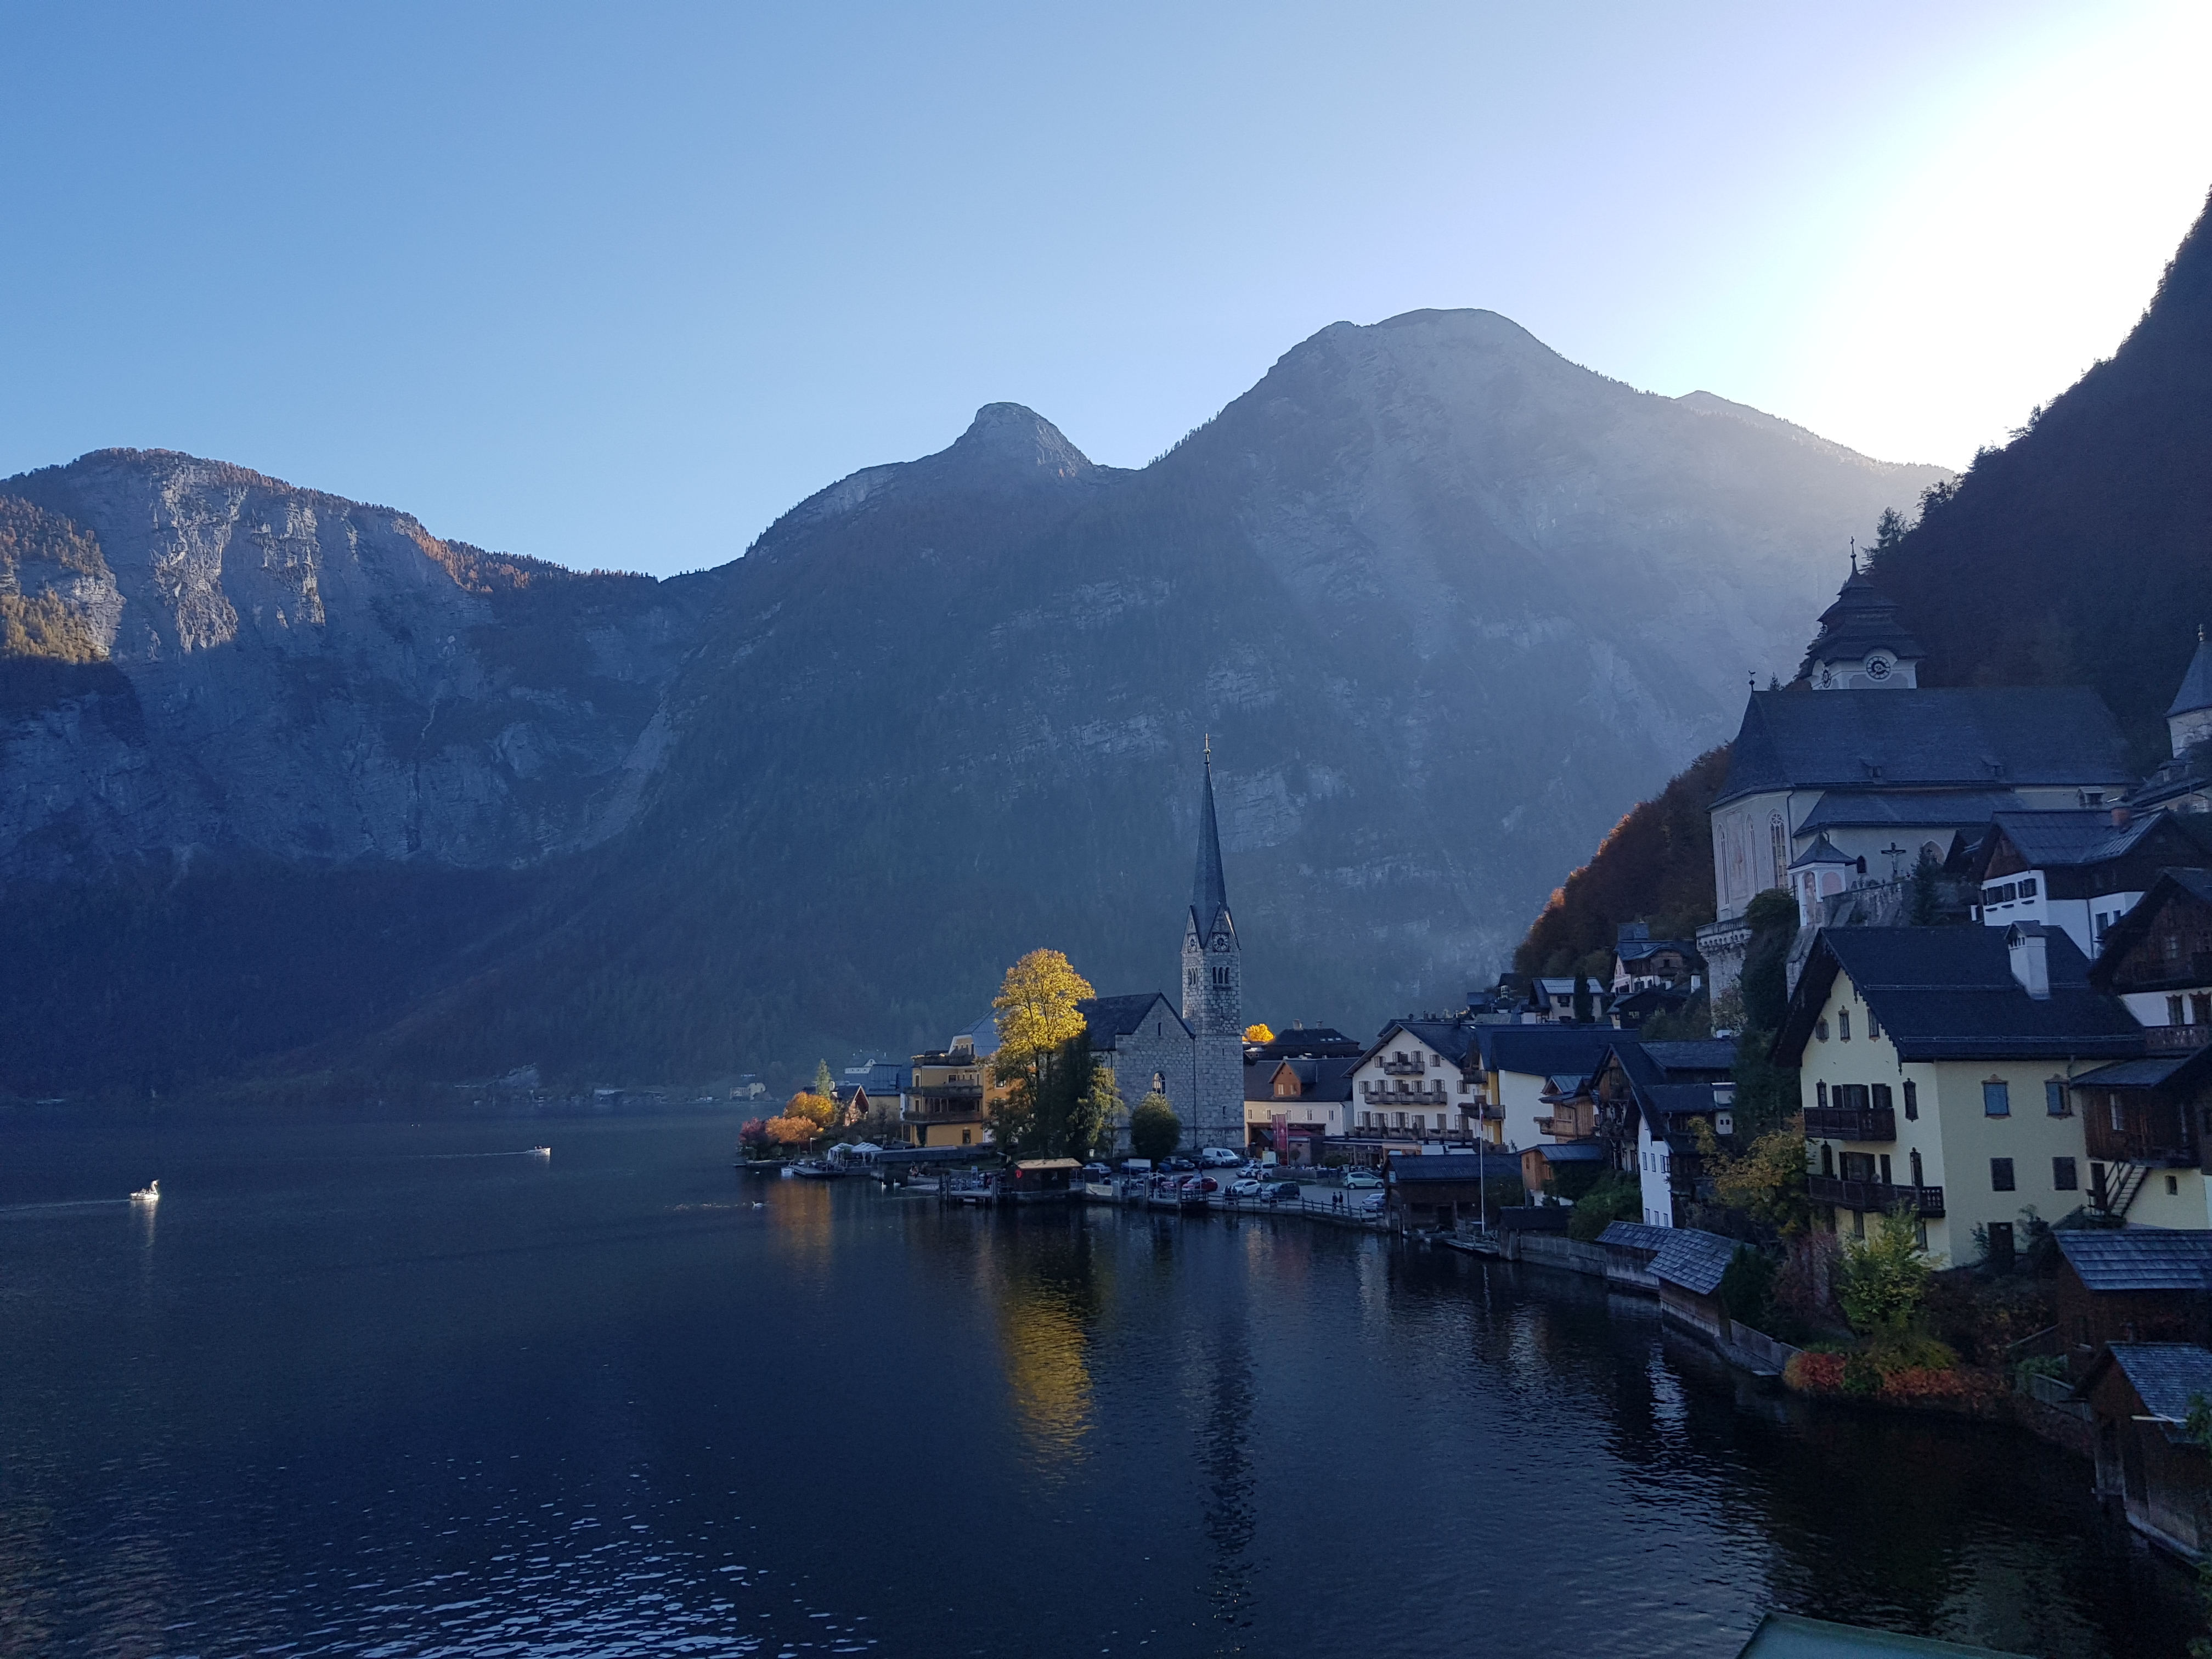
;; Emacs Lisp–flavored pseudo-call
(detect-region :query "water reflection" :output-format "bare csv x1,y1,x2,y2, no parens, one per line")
988,1216,1103,1475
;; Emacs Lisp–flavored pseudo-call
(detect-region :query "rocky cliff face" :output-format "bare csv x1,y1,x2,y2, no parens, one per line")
0,313,1950,1092
0,450,704,881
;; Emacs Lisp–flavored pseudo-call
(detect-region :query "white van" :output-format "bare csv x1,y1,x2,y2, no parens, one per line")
1199,1147,1243,1168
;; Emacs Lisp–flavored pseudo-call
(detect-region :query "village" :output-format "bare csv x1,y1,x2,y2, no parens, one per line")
738,567,2212,1577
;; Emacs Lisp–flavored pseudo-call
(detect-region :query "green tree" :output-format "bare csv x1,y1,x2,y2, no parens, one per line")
1567,1171,1640,1241
811,1059,837,1103
1909,845,1945,926
1872,506,1911,550
1128,1092,1181,1161
1082,1060,1126,1159
1837,1209,1932,1333
1697,1114,1810,1235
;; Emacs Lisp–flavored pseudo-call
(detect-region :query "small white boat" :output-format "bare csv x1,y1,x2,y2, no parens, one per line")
130,1179,160,1205
529,1146,552,1159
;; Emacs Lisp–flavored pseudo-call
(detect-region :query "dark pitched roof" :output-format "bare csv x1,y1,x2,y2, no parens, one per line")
2055,1230,2212,1291
2082,1344,2212,1434
1776,927,2144,1064
1249,1026,1362,1059
1617,936,1695,963
1523,1139,1609,1164
1192,750,1229,931
1363,1019,1482,1069
1077,994,1186,1042
1796,789,2030,833
1640,1040,1739,1076
1651,1229,1742,1295
1245,1054,1356,1102
1597,1221,1675,1254
2169,633,2212,719
1713,687,2132,808
1789,832,1855,871
1471,1024,1618,1079
2070,1054,2208,1090
1982,808,2191,871
1386,1153,1522,1183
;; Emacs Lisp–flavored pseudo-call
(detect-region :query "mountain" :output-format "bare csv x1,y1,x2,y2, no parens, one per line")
1866,187,2212,768
0,311,1946,1097
1,450,705,880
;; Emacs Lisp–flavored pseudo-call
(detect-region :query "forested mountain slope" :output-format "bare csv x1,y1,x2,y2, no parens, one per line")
1867,188,2212,768
1512,186,2212,973
0,312,1943,1096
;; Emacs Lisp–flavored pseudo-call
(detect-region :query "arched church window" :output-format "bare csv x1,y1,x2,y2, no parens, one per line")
1770,815,1787,889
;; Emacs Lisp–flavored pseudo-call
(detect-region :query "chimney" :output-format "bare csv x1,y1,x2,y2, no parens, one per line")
2007,924,2050,1000
2112,805,2131,830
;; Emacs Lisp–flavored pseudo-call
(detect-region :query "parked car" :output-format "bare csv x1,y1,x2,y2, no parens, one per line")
1359,1192,1388,1212
1081,1163,1112,1180
1265,1182,1301,1202
1164,1156,1198,1171
1199,1147,1243,1168
1180,1175,1220,1194
1228,1178,1265,1198
1341,1169,1383,1190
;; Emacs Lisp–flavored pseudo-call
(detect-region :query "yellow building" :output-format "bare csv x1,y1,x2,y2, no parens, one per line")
1781,923,2143,1267
904,1031,992,1148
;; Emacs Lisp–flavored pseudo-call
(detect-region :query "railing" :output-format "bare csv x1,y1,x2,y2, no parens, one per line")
2147,1024,2212,1053
1364,1085,1446,1104
1807,1175,1945,1217
1381,1059,1426,1075
1804,1106,1897,1142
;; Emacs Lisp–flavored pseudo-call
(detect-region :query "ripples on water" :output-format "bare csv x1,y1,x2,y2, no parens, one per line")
0,1108,2200,1658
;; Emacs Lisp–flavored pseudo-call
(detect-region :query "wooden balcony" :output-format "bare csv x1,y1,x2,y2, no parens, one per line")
1804,1105,1897,1143
2146,1024,2212,1054
1381,1058,1427,1076
1808,1175,1945,1217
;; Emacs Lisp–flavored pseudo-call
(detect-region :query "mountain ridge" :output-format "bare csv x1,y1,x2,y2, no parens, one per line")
0,308,1948,1096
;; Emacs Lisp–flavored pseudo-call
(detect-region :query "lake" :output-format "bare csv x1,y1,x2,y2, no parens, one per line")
0,1107,2198,1658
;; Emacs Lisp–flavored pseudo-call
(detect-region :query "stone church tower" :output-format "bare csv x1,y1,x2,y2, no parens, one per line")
1181,741,1244,1148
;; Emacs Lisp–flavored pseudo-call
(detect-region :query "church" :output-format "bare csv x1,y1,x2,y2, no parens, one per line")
1076,744,1247,1151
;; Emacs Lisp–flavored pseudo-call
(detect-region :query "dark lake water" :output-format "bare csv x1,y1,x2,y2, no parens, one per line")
0,1107,2199,1658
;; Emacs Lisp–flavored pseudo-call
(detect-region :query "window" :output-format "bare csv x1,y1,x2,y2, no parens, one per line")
1770,814,1787,889
2196,994,2212,1026
1991,1157,2016,1192
1878,1154,1893,1184
1820,1144,1835,1177
2019,878,2039,900
1909,1148,1923,1189
2171,996,2186,1026
1815,1018,1830,1042
1835,1084,1871,1111
2054,1157,2079,1192
1903,1080,1918,1121
1983,1080,2011,1118
1816,1080,1829,1109
1188,968,1199,988
1872,1084,1893,1114
1395,1112,1406,1128
1866,1008,1881,1041
1841,1152,1877,1181
2169,1175,2181,1196
2046,1079,2070,1117
1839,1009,1852,1041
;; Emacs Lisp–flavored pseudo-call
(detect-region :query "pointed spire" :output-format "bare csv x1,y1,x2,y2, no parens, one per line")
1192,741,1228,928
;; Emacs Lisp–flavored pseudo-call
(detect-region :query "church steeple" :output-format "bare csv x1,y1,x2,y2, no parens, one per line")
1192,735,1229,934
1794,567,1924,690
1181,740,1242,1148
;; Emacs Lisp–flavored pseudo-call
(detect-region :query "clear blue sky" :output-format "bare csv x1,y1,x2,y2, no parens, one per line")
4,1,2207,577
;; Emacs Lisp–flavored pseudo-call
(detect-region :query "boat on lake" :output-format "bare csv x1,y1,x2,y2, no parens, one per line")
789,1159,844,1180
130,1179,160,1205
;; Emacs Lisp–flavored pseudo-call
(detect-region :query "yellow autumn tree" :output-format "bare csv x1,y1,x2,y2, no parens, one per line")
1244,1023,1275,1043
991,949,1097,1155
785,1091,839,1134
